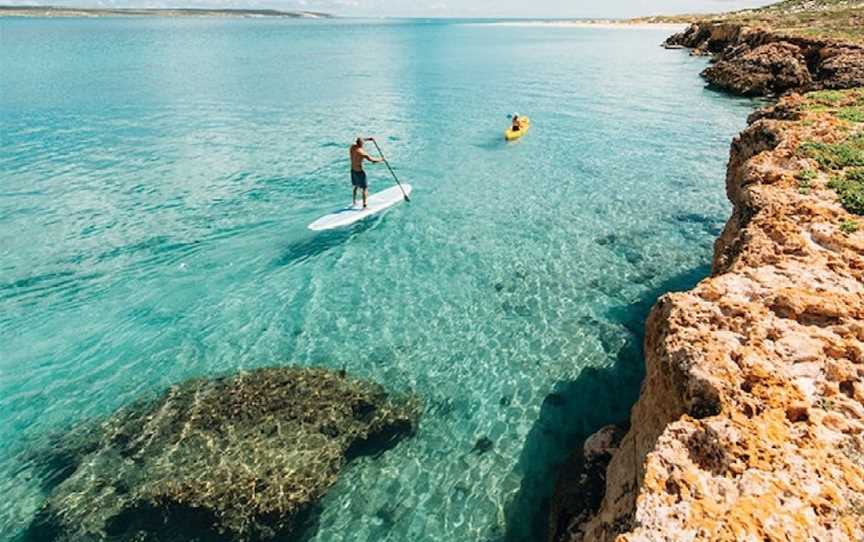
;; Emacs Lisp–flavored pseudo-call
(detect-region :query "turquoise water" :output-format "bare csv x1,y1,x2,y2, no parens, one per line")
0,18,754,541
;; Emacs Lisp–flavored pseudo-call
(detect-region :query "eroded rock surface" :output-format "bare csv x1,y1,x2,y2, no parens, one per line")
554,92,864,541
667,22,864,96
28,367,421,542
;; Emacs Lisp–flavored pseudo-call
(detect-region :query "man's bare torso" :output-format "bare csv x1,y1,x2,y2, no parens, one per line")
350,145,369,172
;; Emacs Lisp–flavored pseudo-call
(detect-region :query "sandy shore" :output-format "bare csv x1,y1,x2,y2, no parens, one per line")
471,21,688,30
0,6,331,18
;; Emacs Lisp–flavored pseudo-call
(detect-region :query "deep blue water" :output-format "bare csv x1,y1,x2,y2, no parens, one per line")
0,17,754,542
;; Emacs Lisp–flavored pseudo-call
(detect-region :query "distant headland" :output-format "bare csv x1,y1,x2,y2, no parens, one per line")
0,5,333,18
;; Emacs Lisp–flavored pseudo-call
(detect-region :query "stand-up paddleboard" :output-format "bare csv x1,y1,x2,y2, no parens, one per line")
308,184,412,231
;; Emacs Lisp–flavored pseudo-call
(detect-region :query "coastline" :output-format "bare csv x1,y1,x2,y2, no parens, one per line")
664,22,864,96
2,8,862,541
469,21,688,30
550,19,864,542
0,6,331,18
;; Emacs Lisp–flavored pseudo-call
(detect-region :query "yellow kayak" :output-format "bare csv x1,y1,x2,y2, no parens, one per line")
505,117,530,141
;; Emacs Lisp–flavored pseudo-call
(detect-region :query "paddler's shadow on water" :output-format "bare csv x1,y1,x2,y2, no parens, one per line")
272,219,377,269
472,137,514,151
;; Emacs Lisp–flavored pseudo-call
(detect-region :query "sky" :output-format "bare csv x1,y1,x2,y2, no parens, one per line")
6,0,779,18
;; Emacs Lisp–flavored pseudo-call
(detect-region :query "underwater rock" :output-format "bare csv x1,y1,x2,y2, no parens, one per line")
594,234,617,246
582,425,623,462
544,393,566,408
547,424,626,542
28,367,421,542
472,437,494,455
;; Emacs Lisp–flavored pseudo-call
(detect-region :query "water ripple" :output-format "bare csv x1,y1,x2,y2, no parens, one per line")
0,18,755,542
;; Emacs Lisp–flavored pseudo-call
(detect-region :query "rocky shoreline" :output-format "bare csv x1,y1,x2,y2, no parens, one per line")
665,22,864,96
550,22,864,542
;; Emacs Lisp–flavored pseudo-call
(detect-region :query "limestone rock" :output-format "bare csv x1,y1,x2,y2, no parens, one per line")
818,46,864,90
584,425,623,461
548,425,627,542
667,22,864,97
554,93,864,541
27,367,421,542
703,42,813,96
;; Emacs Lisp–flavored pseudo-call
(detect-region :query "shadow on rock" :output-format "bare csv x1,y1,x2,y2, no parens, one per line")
499,264,712,542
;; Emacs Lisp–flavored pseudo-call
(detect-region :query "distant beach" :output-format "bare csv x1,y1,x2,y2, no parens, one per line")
0,6,331,18
471,20,688,30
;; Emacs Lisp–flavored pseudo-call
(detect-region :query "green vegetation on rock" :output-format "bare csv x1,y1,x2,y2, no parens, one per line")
801,136,864,169
797,169,817,194
745,0,864,42
796,169,818,181
840,219,861,233
794,90,864,214
839,108,864,123
804,90,864,122
640,0,864,43
798,91,864,125
829,169,864,214
804,89,864,107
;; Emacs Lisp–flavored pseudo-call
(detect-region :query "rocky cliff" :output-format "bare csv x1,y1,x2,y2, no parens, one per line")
550,87,864,540
665,22,864,96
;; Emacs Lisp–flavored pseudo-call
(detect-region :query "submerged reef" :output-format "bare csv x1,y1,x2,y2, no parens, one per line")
27,367,420,542
552,90,864,541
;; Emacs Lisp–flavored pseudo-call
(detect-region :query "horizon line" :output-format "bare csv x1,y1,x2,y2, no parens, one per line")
0,5,719,19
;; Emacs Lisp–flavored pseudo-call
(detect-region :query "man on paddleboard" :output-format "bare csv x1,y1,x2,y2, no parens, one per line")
350,137,383,209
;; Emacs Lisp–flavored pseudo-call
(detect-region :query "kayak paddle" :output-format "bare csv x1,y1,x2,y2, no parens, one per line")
367,138,410,202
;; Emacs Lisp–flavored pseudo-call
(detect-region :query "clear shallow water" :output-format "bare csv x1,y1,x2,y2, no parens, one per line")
0,18,754,541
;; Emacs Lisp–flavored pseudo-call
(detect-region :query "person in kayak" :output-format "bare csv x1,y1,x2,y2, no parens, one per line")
350,137,383,209
511,113,522,132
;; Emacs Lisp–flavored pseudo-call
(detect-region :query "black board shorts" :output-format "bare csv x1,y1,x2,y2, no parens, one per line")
351,170,368,189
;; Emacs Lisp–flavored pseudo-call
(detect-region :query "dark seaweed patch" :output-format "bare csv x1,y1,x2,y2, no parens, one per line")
472,437,494,456
27,367,420,542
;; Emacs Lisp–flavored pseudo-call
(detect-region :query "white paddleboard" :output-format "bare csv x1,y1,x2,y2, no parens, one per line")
308,184,412,231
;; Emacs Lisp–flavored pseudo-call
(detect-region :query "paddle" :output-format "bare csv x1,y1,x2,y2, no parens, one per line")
367,138,410,202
